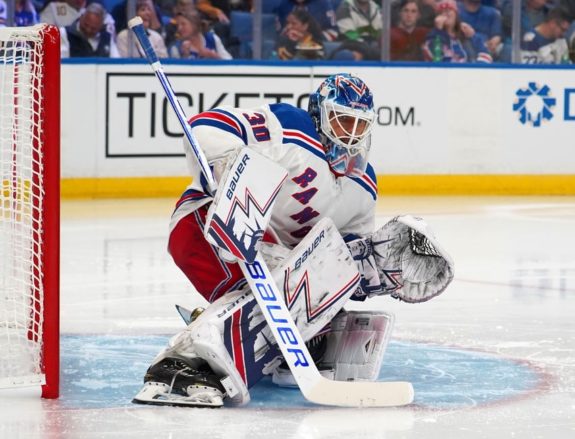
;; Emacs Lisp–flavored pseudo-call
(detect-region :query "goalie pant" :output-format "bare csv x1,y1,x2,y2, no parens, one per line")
169,204,249,303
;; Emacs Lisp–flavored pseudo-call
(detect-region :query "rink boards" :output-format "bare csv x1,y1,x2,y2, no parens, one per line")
59,61,575,196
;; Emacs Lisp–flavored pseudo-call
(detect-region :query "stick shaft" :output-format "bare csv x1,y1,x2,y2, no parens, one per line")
128,17,216,193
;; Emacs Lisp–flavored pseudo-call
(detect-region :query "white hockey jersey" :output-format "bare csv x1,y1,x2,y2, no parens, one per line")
170,103,377,247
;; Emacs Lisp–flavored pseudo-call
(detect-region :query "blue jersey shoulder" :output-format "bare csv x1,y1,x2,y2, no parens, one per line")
269,103,319,140
270,103,326,160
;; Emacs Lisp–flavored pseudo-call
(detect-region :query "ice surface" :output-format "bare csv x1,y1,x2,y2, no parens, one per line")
0,196,573,438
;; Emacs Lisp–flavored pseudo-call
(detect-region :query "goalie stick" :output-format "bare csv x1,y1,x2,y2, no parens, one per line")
129,16,414,407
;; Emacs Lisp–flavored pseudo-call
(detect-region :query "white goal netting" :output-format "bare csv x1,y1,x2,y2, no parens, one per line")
0,25,47,389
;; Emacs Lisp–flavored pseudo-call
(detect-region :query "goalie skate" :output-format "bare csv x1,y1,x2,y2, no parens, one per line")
132,357,226,408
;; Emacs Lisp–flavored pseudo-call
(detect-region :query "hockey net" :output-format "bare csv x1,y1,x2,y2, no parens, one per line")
0,25,60,398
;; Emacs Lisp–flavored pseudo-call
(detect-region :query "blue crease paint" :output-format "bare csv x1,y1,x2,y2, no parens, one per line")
59,335,544,410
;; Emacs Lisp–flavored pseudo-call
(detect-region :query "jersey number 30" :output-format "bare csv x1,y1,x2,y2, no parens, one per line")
243,112,271,142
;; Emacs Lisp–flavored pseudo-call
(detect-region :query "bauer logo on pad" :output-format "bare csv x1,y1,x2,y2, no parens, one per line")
204,148,288,263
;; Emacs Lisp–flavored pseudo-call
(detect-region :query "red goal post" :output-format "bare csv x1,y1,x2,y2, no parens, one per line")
0,24,60,398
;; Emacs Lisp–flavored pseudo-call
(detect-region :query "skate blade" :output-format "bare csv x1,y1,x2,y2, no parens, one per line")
132,396,222,408
132,382,223,408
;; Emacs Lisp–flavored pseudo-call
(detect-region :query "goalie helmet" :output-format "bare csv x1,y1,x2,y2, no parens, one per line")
308,73,375,177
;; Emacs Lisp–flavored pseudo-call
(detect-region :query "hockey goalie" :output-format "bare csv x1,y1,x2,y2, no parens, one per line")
132,73,454,407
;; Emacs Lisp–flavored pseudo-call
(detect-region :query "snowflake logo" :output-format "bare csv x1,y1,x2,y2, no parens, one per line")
513,82,556,127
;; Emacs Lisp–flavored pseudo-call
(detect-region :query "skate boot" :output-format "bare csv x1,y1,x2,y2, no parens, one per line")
132,357,227,408
175,305,205,325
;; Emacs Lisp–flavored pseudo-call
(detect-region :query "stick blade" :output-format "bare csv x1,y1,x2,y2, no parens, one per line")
303,377,414,407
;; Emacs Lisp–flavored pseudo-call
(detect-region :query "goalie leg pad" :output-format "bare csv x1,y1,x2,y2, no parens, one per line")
165,289,256,406
264,216,362,341
271,335,335,387
272,310,395,386
189,217,361,393
320,310,395,382
144,217,361,404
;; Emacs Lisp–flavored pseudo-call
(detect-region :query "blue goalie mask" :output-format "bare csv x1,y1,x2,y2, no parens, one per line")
309,73,375,177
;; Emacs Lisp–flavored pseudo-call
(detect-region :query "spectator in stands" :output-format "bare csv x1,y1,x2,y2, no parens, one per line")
335,0,382,59
500,0,550,62
559,0,575,43
326,39,376,59
0,0,38,26
278,0,339,41
391,0,430,60
458,0,503,59
15,0,39,25
111,0,162,33
277,8,325,60
60,2,119,57
559,0,575,17
560,1,575,25
195,0,252,53
168,10,232,59
502,0,550,38
423,0,492,62
164,0,199,48
0,1,5,27
416,0,438,28
155,0,177,17
392,0,436,29
196,0,252,24
173,0,196,15
520,7,571,63
116,0,167,57
41,0,116,38
40,0,85,27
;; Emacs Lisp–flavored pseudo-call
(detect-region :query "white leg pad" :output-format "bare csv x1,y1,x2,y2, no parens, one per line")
156,218,363,403
161,290,253,406
191,321,250,404
322,310,395,381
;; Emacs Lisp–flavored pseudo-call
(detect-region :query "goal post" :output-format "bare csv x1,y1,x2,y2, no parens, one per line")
0,24,60,398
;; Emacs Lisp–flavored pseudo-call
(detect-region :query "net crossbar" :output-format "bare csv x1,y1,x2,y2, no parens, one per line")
0,25,60,398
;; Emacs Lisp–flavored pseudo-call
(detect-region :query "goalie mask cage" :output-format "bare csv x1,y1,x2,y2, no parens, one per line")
0,25,60,398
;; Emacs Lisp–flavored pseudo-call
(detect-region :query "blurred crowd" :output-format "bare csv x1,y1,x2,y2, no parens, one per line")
1,0,574,63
